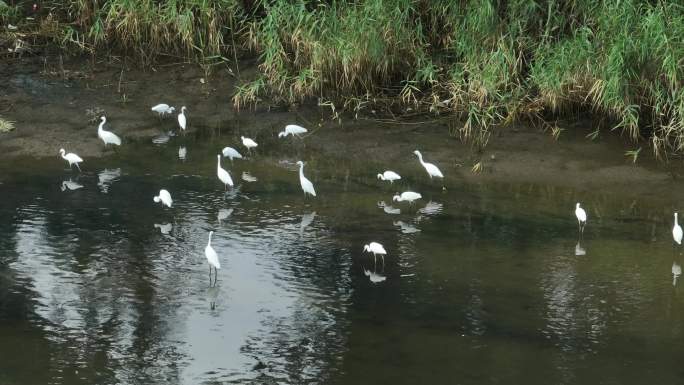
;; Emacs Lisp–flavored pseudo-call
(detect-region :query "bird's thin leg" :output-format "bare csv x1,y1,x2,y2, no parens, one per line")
209,266,212,286
381,255,385,268
214,268,218,285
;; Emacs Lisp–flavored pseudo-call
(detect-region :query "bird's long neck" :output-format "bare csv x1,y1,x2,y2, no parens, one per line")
299,163,304,176
98,120,105,132
676,213,679,225
217,156,221,170
417,153,425,165
61,152,66,160
208,233,213,246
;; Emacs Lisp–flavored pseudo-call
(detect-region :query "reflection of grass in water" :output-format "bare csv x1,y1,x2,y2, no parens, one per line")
0,117,15,133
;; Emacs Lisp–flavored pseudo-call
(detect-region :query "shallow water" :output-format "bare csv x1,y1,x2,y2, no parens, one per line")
1,133,684,385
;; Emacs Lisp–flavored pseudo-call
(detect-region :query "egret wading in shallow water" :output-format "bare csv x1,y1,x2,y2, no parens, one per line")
278,124,308,138
217,154,233,190
575,203,587,235
414,150,443,179
177,106,187,131
153,189,173,208
241,136,258,154
377,171,401,184
393,191,422,204
673,213,682,245
296,161,316,197
205,231,221,286
151,104,175,119
98,116,122,147
363,242,387,267
222,146,243,163
59,148,83,171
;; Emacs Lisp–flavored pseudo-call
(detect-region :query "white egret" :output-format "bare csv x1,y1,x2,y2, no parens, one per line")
296,161,316,197
241,136,258,153
393,191,422,204
178,146,187,160
217,154,233,190
363,242,387,266
575,203,587,234
413,150,443,179
222,146,243,163
363,267,387,284
153,189,173,208
61,180,83,191
377,171,401,184
278,124,308,138
178,106,187,130
673,212,682,245
673,262,682,286
205,231,221,286
97,116,122,146
59,148,83,171
151,104,175,118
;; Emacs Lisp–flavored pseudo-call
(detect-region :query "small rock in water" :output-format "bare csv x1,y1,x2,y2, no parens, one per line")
252,360,267,371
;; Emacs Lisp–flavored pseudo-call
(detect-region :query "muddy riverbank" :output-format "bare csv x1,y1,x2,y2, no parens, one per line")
0,55,681,197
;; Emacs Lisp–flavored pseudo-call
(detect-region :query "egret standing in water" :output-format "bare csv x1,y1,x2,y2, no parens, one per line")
177,106,187,131
363,242,387,267
97,116,122,147
296,161,316,197
153,189,173,208
222,146,243,163
205,231,221,286
59,148,83,171
377,171,401,184
217,154,233,190
393,191,422,204
575,203,587,235
241,136,258,154
278,124,308,138
151,104,175,118
673,212,682,245
413,150,443,179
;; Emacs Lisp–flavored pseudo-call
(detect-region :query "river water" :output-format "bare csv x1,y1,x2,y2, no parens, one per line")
1,132,683,385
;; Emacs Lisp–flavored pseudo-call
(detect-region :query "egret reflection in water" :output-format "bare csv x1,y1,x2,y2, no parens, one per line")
363,266,387,284
394,220,420,234
178,146,187,160
300,211,316,235
218,208,233,223
377,201,400,215
154,223,173,234
97,168,121,193
242,172,257,182
575,241,586,256
673,262,681,286
61,179,83,191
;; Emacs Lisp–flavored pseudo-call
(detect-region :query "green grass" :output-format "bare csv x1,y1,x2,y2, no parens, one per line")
6,1,684,158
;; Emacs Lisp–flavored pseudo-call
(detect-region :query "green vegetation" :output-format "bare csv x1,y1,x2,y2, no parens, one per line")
3,1,684,157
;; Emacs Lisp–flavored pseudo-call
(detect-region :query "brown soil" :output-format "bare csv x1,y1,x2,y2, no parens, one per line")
1,55,682,197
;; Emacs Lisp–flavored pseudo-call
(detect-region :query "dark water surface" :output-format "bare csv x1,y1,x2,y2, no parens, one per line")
1,134,684,385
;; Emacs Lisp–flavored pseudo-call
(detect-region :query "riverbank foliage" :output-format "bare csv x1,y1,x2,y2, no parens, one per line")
3,1,684,156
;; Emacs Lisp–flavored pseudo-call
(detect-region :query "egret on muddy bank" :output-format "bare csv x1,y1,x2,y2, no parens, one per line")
414,150,443,179
222,146,243,163
377,171,401,184
59,148,83,171
296,161,316,197
241,136,258,153
98,116,121,146
278,124,308,138
151,104,175,118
